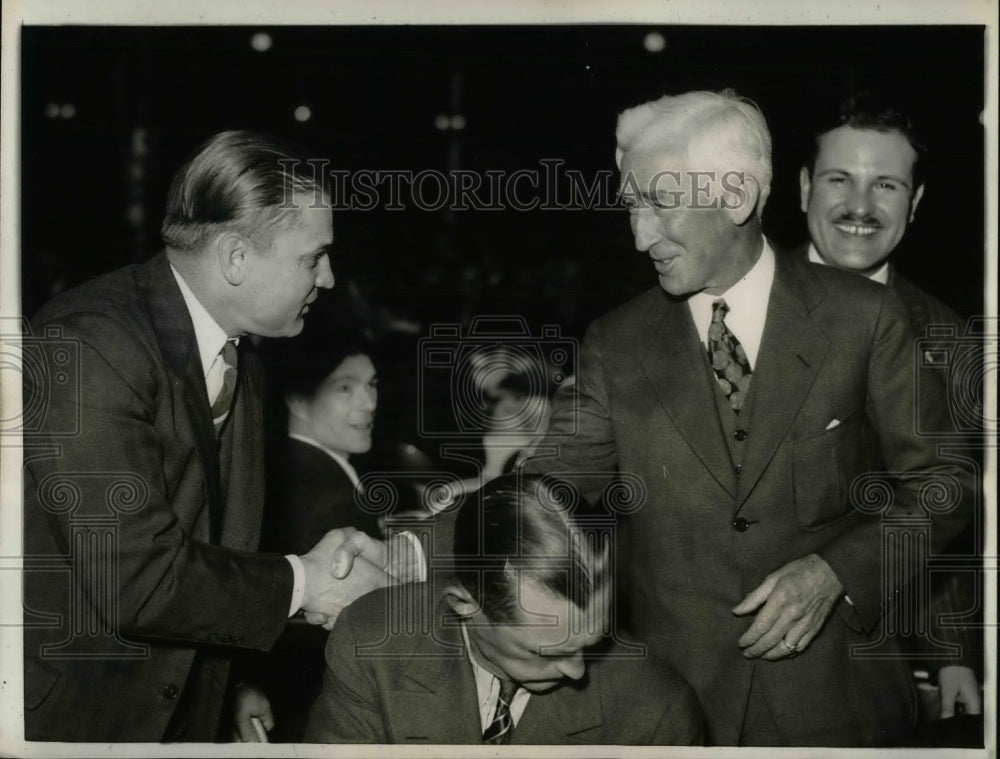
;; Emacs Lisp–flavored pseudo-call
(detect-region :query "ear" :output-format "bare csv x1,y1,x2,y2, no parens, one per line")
799,167,812,214
215,232,250,286
909,183,925,222
724,173,760,226
442,583,481,619
285,394,310,420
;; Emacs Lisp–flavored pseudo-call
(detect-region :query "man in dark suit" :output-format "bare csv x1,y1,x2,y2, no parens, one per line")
22,131,395,742
305,474,704,745
798,93,982,726
523,89,975,745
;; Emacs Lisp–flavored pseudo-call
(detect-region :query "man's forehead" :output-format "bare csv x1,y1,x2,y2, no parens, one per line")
815,126,918,171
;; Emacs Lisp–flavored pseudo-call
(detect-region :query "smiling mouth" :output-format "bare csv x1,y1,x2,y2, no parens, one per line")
652,257,677,272
833,222,880,237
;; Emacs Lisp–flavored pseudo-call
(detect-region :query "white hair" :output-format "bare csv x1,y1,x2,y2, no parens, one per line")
615,89,773,216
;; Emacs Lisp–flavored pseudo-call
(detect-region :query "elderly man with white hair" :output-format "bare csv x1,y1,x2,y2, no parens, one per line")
524,89,974,746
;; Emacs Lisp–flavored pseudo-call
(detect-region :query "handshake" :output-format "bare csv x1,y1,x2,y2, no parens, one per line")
297,527,424,630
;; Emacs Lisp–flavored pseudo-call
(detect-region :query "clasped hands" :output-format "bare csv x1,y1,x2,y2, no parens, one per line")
299,527,423,630
732,553,843,661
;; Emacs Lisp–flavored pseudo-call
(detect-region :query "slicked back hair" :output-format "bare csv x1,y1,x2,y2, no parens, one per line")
451,474,610,623
161,130,327,253
805,92,926,190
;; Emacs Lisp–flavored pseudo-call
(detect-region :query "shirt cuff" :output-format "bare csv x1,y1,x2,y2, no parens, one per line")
285,554,306,616
400,531,428,583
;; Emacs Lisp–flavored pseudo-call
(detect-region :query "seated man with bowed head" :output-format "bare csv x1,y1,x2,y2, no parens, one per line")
305,474,704,745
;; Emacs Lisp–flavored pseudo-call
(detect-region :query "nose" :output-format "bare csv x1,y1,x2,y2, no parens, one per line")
315,253,335,289
630,209,658,252
357,384,377,412
845,183,876,217
555,652,586,681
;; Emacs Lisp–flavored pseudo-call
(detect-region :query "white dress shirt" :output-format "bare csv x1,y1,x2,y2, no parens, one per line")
460,622,531,732
808,242,890,285
687,239,776,368
170,264,305,616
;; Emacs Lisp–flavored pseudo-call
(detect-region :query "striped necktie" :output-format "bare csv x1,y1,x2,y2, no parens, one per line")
707,299,753,412
482,678,518,744
209,340,238,434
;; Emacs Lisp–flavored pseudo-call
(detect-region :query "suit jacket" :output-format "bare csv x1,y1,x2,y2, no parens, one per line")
22,252,293,741
793,244,982,676
524,251,975,745
304,585,704,745
263,437,381,556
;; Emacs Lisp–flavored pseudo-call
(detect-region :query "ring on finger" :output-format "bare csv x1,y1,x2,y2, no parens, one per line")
781,637,798,652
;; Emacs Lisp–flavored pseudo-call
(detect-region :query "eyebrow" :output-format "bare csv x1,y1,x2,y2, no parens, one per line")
814,168,912,188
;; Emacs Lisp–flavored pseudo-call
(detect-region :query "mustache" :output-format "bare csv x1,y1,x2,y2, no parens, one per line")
833,213,882,227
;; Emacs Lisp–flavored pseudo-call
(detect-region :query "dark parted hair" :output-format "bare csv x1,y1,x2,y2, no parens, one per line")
806,92,927,189
451,474,610,623
272,326,374,400
161,130,327,252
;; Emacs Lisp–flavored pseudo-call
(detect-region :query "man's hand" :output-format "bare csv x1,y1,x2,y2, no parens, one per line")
732,553,843,660
939,665,982,718
231,683,273,742
299,528,394,629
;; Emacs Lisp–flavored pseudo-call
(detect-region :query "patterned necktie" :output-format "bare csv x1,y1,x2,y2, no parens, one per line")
209,340,238,434
707,299,752,412
482,678,518,744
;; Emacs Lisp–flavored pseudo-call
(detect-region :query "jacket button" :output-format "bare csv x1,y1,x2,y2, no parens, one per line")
162,684,179,700
732,517,749,532
734,429,747,441
220,634,234,644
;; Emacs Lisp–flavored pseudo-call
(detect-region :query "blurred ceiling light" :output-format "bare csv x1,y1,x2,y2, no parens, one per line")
434,114,450,131
250,32,273,52
45,103,60,119
294,105,312,122
60,103,76,119
450,114,466,130
644,31,666,53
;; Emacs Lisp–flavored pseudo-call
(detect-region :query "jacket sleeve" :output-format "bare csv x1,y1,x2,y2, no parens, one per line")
24,310,292,650
522,319,620,504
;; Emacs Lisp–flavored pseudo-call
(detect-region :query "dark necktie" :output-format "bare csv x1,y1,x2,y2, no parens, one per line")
708,299,752,412
210,340,238,434
482,678,518,744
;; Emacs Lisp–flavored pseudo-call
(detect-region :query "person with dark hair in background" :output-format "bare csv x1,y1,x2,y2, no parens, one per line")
22,130,398,742
233,331,387,742
267,331,383,553
523,89,975,746
305,473,704,745
798,92,983,732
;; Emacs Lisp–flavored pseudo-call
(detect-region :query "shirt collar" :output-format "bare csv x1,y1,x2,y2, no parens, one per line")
170,263,233,378
287,432,361,489
807,242,890,285
687,238,775,367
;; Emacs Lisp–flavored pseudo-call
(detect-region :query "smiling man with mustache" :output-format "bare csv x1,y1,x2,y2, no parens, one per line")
799,93,983,730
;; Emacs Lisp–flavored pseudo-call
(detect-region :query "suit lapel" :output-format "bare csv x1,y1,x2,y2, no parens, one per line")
138,252,223,542
383,606,481,743
736,255,829,506
640,293,737,497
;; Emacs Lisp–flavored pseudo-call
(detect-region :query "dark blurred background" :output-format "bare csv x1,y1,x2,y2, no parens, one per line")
21,25,986,326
